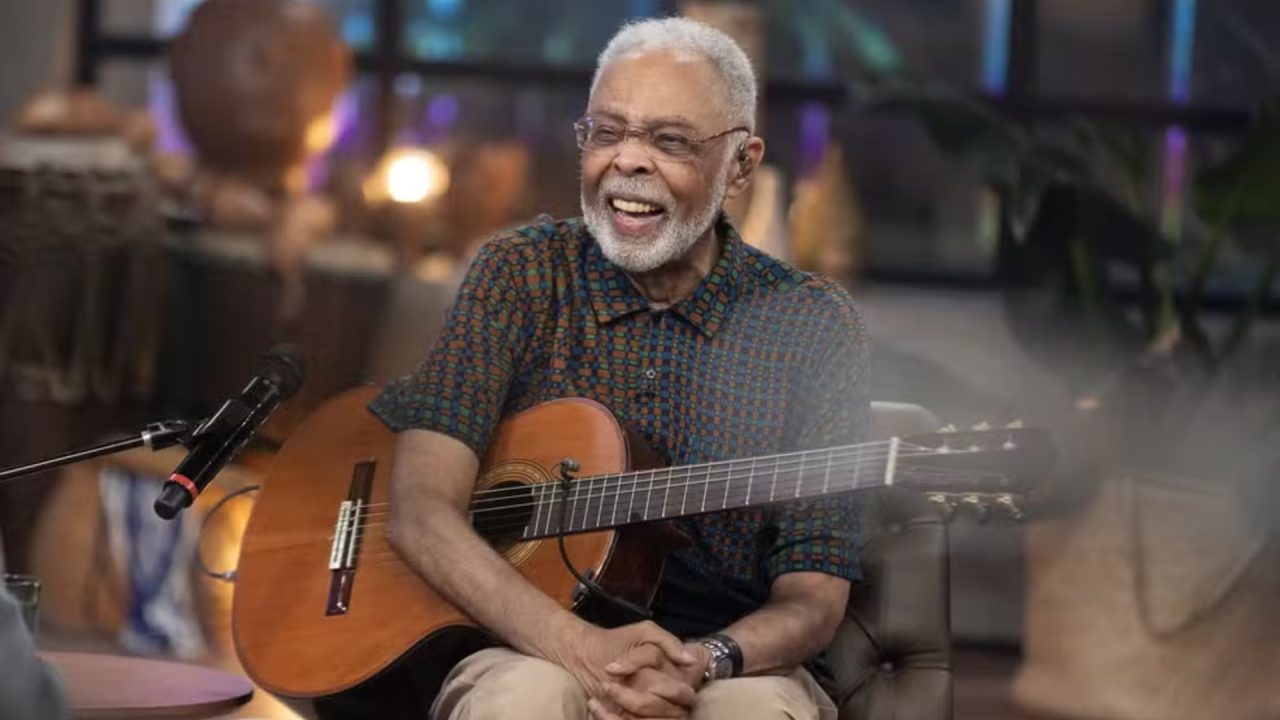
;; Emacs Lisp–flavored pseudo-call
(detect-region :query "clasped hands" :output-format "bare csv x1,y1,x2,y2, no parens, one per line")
548,620,711,720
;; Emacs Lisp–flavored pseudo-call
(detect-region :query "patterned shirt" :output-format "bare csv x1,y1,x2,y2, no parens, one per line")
369,214,870,642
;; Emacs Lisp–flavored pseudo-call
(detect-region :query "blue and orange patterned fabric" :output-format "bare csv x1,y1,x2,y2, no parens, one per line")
370,213,870,639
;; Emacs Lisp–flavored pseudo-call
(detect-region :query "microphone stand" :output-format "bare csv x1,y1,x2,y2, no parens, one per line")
0,420,194,484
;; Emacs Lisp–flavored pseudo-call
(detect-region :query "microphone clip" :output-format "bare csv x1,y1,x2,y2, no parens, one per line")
189,398,253,447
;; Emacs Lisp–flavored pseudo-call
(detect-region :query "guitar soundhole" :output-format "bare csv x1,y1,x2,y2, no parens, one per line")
473,481,535,550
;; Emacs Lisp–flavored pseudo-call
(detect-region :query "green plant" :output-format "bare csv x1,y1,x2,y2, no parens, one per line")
854,79,1278,400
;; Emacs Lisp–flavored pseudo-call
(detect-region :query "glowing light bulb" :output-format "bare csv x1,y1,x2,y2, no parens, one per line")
378,148,449,204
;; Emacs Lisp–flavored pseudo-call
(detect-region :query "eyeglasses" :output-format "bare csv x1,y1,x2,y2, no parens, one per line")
573,115,750,163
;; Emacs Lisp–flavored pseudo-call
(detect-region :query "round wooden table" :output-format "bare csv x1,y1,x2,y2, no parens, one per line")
42,652,253,719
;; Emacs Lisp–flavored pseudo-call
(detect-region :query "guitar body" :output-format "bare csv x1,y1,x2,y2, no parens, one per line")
232,386,679,700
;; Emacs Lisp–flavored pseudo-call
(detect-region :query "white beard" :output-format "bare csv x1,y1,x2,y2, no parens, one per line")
582,169,728,273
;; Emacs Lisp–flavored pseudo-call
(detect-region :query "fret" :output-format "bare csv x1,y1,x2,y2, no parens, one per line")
593,476,605,530
614,474,624,525
561,481,571,533
573,479,583,530
768,455,778,502
608,477,618,524
680,464,691,515
625,471,637,522
745,457,754,505
584,477,597,530
538,486,549,536
547,483,562,536
529,484,543,538
538,485,550,536
543,484,556,537
720,458,732,510
651,470,662,519
822,448,832,495
661,467,674,518
655,471,663,518
540,481,555,532
795,451,805,498
884,437,900,487
550,484,563,535
700,462,711,512
601,479,610,520
643,470,654,521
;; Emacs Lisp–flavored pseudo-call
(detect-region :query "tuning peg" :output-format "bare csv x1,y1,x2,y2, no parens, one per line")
994,494,1025,522
971,421,992,431
926,493,957,523
937,424,958,434
1005,419,1024,429
959,494,991,523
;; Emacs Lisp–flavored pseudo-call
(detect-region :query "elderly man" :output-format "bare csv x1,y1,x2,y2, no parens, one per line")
371,17,868,720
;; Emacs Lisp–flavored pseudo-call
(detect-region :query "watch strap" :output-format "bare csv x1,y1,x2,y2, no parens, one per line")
697,633,743,679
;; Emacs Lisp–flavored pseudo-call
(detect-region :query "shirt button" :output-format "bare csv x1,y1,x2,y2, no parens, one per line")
644,368,657,380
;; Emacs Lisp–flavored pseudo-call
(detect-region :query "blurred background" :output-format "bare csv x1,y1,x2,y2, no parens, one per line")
1,1,1277,718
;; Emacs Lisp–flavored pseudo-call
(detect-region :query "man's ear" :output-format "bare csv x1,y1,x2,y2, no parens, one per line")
726,136,765,199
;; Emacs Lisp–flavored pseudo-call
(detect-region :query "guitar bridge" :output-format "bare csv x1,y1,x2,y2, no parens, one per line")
326,459,375,616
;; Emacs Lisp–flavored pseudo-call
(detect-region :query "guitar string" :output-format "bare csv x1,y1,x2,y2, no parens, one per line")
352,440,936,518
350,468,1017,568
334,447,904,552
337,444,993,542
335,444,919,536
332,445,998,547
357,438,906,510
352,467,1018,570
246,441,1022,582
343,438,988,532
349,445,916,530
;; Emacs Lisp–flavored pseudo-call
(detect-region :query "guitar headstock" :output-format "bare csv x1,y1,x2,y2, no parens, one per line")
894,422,1056,523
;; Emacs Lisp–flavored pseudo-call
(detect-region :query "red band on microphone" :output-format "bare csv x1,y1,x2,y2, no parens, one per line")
169,473,199,501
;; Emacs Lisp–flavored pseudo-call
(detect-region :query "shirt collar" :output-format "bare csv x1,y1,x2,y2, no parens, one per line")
585,213,743,338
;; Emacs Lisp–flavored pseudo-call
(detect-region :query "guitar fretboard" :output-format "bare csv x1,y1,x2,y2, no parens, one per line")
475,441,896,540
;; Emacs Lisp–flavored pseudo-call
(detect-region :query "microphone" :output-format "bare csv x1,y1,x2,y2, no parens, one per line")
154,345,306,520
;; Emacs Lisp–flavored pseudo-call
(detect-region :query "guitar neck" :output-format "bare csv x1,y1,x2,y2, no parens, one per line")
512,440,897,540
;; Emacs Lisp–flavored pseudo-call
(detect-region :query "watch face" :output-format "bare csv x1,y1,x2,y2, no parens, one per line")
712,655,734,679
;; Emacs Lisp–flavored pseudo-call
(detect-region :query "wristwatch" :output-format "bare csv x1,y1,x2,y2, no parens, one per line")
695,633,743,681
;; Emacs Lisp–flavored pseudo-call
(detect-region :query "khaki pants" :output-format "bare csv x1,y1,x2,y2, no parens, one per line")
431,647,837,720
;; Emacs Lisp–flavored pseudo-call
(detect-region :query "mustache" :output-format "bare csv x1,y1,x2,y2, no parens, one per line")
596,176,674,209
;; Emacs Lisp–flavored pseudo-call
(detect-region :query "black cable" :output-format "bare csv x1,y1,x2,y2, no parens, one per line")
194,484,261,582
555,463,651,621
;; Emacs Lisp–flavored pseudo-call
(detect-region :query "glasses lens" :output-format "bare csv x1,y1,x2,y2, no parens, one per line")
651,132,697,160
573,116,727,162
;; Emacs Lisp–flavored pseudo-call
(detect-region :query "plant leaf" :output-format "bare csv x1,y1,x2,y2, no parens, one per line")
1194,97,1280,230
860,82,1026,185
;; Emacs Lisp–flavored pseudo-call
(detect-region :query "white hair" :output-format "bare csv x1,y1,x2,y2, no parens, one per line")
590,17,757,131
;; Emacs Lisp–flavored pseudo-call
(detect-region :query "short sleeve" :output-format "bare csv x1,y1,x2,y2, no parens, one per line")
368,239,529,457
765,300,870,584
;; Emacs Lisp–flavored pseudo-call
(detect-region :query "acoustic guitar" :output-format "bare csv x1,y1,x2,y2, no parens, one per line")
232,386,1052,700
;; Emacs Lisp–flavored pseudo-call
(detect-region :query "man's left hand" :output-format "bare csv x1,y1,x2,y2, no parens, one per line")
587,641,709,719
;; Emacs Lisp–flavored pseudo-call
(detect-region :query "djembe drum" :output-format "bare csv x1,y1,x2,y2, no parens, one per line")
0,137,165,405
